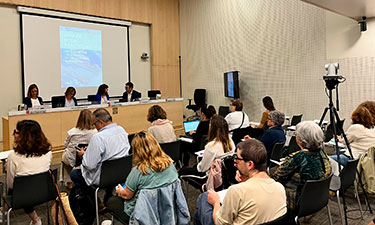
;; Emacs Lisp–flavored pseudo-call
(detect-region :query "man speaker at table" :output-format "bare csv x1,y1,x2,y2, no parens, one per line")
122,82,141,102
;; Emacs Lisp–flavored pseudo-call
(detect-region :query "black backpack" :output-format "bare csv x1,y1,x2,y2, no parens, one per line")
69,186,96,225
221,155,238,189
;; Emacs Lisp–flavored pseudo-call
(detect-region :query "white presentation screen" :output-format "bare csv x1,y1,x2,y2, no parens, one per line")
21,14,129,100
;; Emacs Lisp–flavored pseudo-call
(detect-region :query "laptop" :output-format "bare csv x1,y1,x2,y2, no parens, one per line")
183,120,200,137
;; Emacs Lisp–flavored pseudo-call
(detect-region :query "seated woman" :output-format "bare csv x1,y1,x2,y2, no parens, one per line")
106,131,179,223
252,96,276,130
147,105,177,143
181,105,216,166
7,120,52,225
23,84,43,108
94,84,109,104
330,104,375,166
63,86,77,107
179,115,235,188
61,109,97,187
271,121,331,212
225,99,250,133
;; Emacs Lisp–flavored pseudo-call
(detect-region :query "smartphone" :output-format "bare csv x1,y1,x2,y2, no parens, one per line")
122,184,126,189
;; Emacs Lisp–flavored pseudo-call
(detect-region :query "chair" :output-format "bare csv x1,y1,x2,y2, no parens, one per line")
231,126,252,145
324,119,345,142
148,90,161,99
259,212,290,225
218,106,230,117
329,158,362,225
295,174,333,225
186,89,206,113
95,155,133,225
160,140,182,167
287,136,300,155
51,96,65,108
87,95,96,102
283,114,303,131
221,154,238,189
3,169,58,225
127,133,135,154
268,142,285,170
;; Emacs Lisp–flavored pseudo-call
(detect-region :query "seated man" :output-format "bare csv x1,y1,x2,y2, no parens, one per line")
195,139,287,225
71,108,131,203
246,110,286,160
122,81,141,102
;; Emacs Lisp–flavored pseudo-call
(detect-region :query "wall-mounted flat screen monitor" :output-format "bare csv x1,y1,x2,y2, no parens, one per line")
224,71,240,98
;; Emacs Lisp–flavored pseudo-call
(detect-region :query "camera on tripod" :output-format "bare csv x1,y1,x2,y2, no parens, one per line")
323,63,345,90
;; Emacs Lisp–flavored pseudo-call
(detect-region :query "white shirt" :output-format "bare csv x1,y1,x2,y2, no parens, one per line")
344,124,375,159
225,111,250,131
31,98,41,108
65,98,75,107
101,96,108,104
127,91,133,102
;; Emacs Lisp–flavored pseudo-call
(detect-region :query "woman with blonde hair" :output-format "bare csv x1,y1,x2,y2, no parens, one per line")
107,131,178,223
179,115,235,188
61,109,97,187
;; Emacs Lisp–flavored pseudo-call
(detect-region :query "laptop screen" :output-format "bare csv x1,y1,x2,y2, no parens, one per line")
184,120,200,133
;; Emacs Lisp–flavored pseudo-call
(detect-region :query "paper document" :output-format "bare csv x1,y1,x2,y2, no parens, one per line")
217,189,228,204
179,137,193,143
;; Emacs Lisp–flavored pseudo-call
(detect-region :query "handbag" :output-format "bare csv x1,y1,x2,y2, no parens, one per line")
49,170,78,225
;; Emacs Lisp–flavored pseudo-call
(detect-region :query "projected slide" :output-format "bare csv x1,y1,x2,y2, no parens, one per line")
60,26,103,87
227,72,234,97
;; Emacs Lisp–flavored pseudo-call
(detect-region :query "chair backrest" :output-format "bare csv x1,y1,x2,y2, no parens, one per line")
290,114,303,126
218,106,230,118
221,154,238,189
12,169,58,210
128,133,135,154
287,136,300,155
148,90,161,99
51,96,65,108
199,135,208,150
99,155,133,188
259,212,289,225
324,119,345,142
193,89,206,107
340,158,359,191
160,140,181,163
232,126,251,145
297,174,333,218
269,142,285,167
87,95,96,102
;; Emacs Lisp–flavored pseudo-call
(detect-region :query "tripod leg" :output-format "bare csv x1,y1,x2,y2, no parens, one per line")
319,107,329,127
354,182,364,219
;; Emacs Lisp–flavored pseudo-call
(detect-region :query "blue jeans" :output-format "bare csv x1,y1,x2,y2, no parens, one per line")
194,192,215,225
70,169,114,203
330,153,350,166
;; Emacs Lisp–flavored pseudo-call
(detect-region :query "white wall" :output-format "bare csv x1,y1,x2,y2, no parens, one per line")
0,5,152,141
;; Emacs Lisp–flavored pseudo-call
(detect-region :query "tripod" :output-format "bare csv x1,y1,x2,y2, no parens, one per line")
319,79,372,225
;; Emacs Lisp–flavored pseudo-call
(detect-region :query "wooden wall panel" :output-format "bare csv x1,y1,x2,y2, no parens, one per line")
0,0,180,97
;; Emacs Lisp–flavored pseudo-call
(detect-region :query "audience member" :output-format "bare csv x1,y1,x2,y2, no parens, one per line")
7,120,52,225
61,109,97,188
360,101,375,124
224,99,250,133
272,121,331,212
106,131,180,223
122,81,141,102
179,115,235,188
63,86,77,107
182,105,216,166
94,84,109,104
147,105,177,143
330,103,375,166
70,108,130,204
195,139,287,225
246,110,286,159
252,96,275,130
23,84,43,108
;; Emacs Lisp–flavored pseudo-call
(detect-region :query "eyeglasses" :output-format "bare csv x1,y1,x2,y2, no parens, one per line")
233,154,247,162
13,129,19,135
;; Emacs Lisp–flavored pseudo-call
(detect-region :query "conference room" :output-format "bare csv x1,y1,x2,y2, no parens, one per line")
0,0,375,224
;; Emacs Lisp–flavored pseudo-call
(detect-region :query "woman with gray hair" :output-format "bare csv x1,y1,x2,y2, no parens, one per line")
272,121,331,212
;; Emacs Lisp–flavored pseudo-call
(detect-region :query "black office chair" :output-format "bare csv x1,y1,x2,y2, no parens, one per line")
231,126,252,145
218,106,230,117
295,174,333,225
199,135,208,150
186,89,206,113
95,155,133,225
259,212,290,225
3,169,58,225
286,136,300,156
283,114,303,131
268,142,285,170
88,95,96,103
128,133,135,154
148,90,161,100
329,158,362,225
51,96,65,108
324,119,345,142
160,140,181,167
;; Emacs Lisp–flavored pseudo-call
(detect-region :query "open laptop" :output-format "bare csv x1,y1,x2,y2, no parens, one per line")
183,120,200,137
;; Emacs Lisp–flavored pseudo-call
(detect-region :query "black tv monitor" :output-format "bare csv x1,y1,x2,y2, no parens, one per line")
148,90,161,99
224,71,240,98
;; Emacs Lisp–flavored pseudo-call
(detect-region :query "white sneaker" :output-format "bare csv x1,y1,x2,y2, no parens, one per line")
102,220,112,225
29,218,42,225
